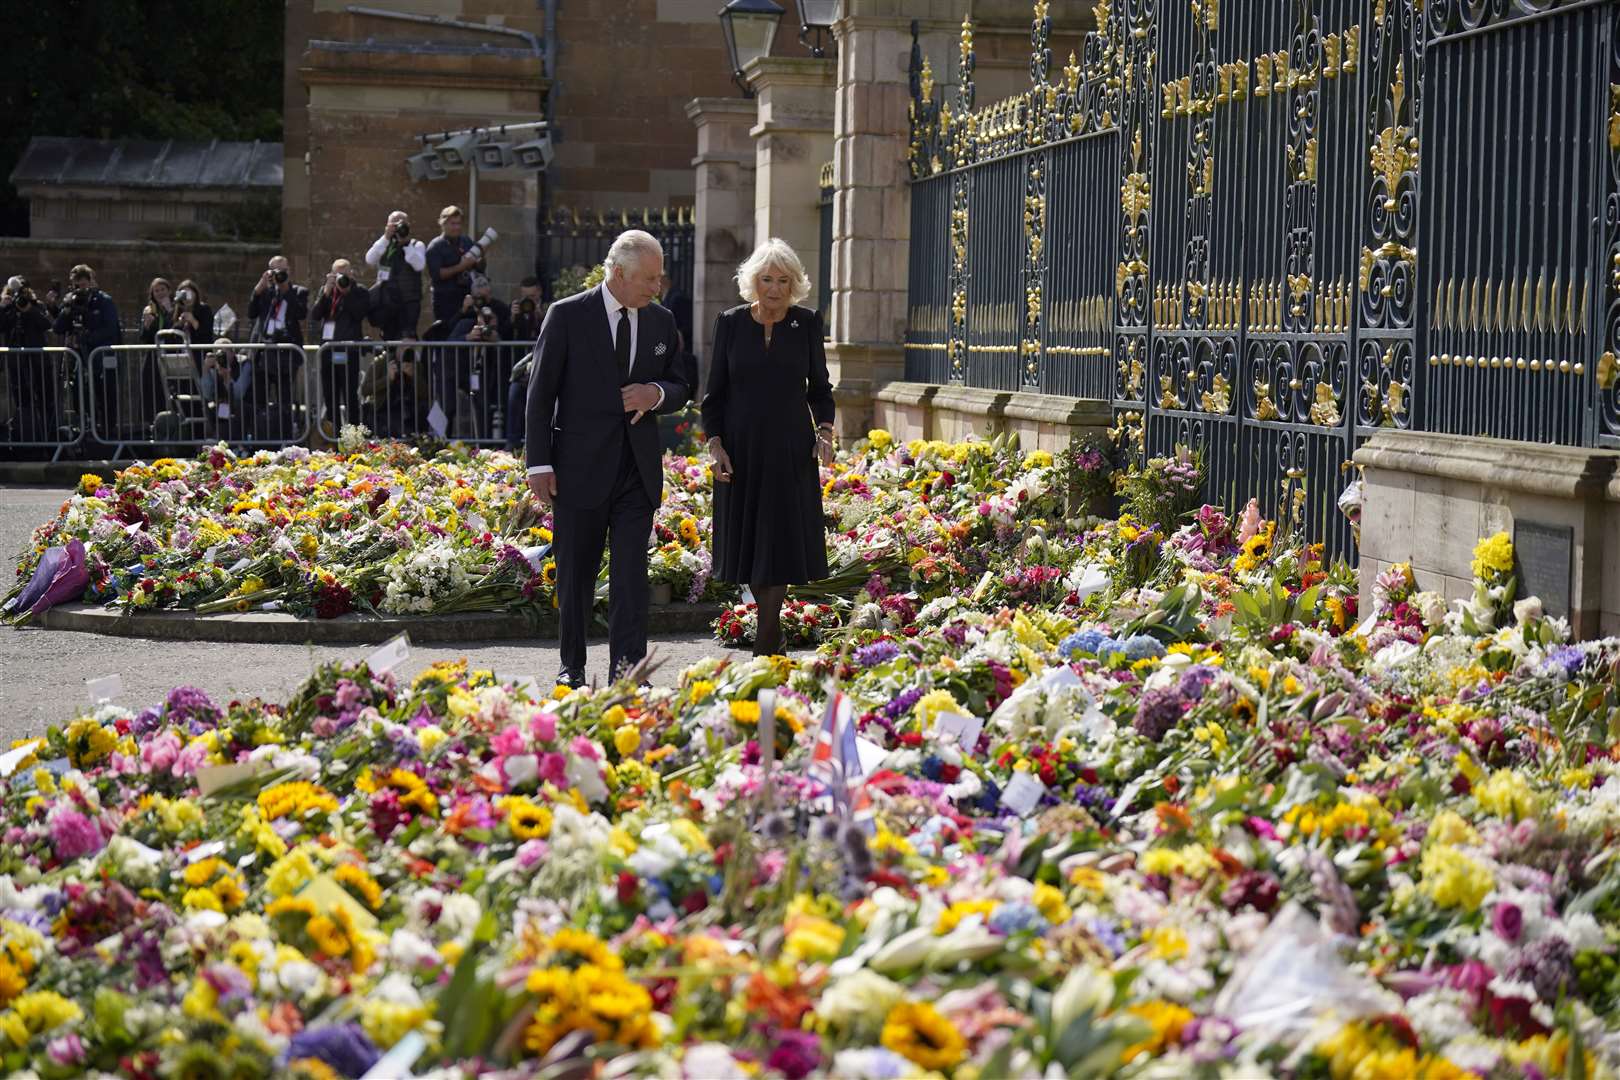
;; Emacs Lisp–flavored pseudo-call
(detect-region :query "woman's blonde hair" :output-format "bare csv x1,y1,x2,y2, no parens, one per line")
735,238,812,305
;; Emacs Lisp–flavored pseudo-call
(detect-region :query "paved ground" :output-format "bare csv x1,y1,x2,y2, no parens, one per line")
0,485,748,744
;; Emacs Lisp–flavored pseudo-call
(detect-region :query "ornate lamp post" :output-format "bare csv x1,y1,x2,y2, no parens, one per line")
793,0,839,58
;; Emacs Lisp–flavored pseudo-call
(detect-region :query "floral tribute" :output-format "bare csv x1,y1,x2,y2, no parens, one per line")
3,432,1620,1079
5,434,731,623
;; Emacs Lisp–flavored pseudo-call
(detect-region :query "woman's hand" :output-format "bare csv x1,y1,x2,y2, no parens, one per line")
816,427,836,466
709,438,734,482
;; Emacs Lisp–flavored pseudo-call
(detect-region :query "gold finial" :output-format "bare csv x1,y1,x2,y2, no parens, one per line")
1535,271,1548,332
1550,271,1565,334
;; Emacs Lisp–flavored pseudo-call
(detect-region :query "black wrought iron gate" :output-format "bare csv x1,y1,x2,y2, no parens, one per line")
905,0,1620,560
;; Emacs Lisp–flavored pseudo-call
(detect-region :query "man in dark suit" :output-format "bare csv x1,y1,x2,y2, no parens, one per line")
525,231,690,686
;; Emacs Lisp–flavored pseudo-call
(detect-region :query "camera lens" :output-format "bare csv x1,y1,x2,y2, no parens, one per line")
337,274,352,290
271,268,289,284
396,223,409,239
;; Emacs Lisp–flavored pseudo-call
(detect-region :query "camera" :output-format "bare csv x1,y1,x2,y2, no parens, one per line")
177,288,195,305
336,273,353,290
12,287,34,310
520,298,536,315
467,226,498,261
269,268,289,285
395,222,410,240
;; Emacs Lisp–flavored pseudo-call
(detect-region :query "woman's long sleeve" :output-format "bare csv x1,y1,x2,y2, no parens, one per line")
806,310,835,427
700,310,733,439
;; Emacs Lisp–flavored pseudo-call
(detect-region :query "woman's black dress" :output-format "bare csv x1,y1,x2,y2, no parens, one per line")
702,304,835,586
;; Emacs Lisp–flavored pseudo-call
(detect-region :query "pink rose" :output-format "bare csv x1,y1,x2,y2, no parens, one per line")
141,730,182,773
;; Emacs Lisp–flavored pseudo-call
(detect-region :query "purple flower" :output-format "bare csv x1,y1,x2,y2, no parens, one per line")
1508,936,1573,1003
854,641,901,668
1133,687,1185,741
1491,902,1523,943
286,1023,381,1077
882,687,924,722
50,810,104,861
765,1029,822,1080
1176,665,1216,701
164,686,221,733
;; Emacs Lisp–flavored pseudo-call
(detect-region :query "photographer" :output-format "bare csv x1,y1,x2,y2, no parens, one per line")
198,337,251,440
509,276,542,343
138,277,177,344
247,255,309,438
445,300,503,439
312,257,372,433
359,332,430,438
173,280,214,344
365,210,426,339
248,255,310,348
1,276,55,443
424,205,496,324
52,265,121,353
52,265,122,444
1,276,51,348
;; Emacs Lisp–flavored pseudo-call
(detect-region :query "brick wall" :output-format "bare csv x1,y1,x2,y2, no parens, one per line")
0,238,279,339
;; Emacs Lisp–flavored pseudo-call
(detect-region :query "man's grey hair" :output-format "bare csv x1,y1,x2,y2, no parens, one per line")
604,230,665,276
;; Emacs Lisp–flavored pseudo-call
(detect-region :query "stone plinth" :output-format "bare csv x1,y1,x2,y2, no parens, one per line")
873,381,1113,451
743,57,836,315
687,98,758,382
1354,430,1620,639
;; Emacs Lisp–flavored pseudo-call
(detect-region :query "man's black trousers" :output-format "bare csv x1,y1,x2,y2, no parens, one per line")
551,438,653,678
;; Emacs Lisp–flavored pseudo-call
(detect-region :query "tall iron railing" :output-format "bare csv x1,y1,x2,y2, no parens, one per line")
538,205,696,306
905,0,1620,560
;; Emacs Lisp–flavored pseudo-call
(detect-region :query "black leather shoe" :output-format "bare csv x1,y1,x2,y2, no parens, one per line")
555,668,585,689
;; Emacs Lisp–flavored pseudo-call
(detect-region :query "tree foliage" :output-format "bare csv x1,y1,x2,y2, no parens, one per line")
0,0,285,236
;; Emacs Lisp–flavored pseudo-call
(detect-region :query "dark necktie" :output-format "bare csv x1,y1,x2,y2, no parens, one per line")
615,307,632,384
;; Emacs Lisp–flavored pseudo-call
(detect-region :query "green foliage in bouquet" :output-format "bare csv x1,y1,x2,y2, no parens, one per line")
552,264,606,300
1119,445,1204,534
1231,572,1323,637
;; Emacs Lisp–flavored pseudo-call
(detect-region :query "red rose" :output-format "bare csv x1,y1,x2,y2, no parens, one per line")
616,871,639,905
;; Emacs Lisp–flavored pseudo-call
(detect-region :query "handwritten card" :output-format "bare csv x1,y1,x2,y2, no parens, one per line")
933,710,984,751
1000,771,1047,817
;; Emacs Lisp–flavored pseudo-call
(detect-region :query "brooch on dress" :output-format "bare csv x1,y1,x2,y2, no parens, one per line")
790,319,800,328
654,342,668,356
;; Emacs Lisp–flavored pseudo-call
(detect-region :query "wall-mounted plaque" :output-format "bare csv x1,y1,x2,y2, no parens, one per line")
1512,521,1573,619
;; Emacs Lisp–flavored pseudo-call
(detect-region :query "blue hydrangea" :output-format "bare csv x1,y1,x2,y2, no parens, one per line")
1059,627,1109,657
989,901,1045,935
1121,634,1167,661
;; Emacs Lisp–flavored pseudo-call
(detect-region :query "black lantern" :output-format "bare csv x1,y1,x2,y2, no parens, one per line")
794,0,839,58
719,0,784,97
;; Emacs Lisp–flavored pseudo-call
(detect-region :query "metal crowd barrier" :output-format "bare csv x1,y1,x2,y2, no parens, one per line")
315,339,531,447
0,347,84,460
85,340,312,457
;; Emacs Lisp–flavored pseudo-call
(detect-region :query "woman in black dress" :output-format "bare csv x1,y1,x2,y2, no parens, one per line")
702,239,836,656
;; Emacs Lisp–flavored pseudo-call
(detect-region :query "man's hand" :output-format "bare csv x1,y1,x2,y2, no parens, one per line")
621,383,660,424
527,471,557,505
385,221,398,239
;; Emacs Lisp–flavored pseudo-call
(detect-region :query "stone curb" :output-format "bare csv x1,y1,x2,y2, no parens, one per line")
39,602,725,645
0,462,119,487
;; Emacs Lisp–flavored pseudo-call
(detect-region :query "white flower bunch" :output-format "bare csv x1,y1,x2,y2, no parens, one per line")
379,539,471,613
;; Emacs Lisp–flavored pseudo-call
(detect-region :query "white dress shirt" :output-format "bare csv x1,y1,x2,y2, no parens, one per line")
528,286,664,477
365,234,427,282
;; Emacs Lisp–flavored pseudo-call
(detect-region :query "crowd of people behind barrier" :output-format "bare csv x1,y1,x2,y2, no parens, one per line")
0,203,613,458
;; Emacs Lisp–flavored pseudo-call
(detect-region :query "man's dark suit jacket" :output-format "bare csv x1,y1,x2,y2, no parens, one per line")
524,285,689,508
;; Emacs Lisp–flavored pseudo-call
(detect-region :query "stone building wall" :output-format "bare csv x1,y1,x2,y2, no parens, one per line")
281,0,798,315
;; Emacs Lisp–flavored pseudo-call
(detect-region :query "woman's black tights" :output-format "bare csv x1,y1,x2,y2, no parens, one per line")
751,584,789,656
